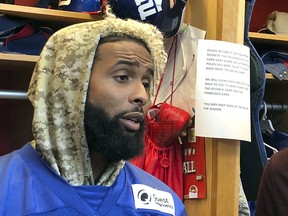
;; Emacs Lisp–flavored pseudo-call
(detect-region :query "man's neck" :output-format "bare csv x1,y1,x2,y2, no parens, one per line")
89,151,109,183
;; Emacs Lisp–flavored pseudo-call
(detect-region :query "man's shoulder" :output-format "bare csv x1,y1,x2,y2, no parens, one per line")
0,144,28,168
124,162,184,201
121,162,187,216
0,144,34,180
0,144,36,213
125,161,168,186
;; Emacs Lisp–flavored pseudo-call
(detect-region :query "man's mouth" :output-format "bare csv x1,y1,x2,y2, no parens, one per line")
120,112,144,131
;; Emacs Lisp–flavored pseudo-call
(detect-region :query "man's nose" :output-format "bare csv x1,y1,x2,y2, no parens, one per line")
129,82,149,107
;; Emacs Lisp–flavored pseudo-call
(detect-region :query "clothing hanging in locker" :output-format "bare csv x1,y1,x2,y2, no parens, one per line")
260,101,288,158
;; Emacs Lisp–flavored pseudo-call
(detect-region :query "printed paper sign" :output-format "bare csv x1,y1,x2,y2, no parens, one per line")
195,39,251,142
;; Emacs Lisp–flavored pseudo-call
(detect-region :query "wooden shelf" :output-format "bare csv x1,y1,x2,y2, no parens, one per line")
249,32,288,82
266,73,288,82
0,3,102,25
249,32,288,42
0,4,103,72
0,53,38,72
0,53,38,62
249,32,288,49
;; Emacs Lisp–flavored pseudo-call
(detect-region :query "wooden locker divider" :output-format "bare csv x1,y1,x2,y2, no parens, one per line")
184,0,245,215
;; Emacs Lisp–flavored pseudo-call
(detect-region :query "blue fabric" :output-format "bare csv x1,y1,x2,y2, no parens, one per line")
267,131,288,150
59,0,101,13
240,0,268,201
261,50,288,80
75,184,109,211
0,15,29,34
0,144,187,216
249,201,256,216
0,15,53,55
0,30,50,55
263,130,288,157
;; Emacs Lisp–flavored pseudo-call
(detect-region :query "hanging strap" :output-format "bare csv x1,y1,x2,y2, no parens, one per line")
153,34,178,105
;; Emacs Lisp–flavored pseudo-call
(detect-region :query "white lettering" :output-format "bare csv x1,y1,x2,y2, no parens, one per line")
183,161,196,174
134,0,162,20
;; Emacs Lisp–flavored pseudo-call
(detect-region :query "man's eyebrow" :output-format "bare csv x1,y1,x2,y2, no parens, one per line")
116,60,154,76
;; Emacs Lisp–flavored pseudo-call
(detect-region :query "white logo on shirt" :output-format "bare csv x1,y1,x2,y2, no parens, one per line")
132,184,175,215
134,0,163,20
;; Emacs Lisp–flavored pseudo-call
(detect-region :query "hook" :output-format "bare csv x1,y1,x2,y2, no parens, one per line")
261,101,268,121
260,101,275,136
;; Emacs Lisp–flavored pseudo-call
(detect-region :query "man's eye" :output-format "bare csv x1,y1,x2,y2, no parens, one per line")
115,75,129,82
143,82,151,89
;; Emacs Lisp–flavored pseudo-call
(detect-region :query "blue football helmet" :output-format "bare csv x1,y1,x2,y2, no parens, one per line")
108,0,187,38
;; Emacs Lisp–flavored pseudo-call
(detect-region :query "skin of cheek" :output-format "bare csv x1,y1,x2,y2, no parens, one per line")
143,99,152,114
88,88,128,119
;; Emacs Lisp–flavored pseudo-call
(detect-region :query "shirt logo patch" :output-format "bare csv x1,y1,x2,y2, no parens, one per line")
132,184,175,216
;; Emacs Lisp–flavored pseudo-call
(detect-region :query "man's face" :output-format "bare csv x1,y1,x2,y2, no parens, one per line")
85,40,154,162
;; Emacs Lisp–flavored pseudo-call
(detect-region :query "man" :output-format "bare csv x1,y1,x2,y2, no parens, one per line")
255,147,288,216
0,15,187,216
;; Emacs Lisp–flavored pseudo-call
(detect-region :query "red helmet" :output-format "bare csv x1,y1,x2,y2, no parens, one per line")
108,0,187,38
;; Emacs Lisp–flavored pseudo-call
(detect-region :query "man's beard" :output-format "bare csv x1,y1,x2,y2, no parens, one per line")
84,101,145,162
